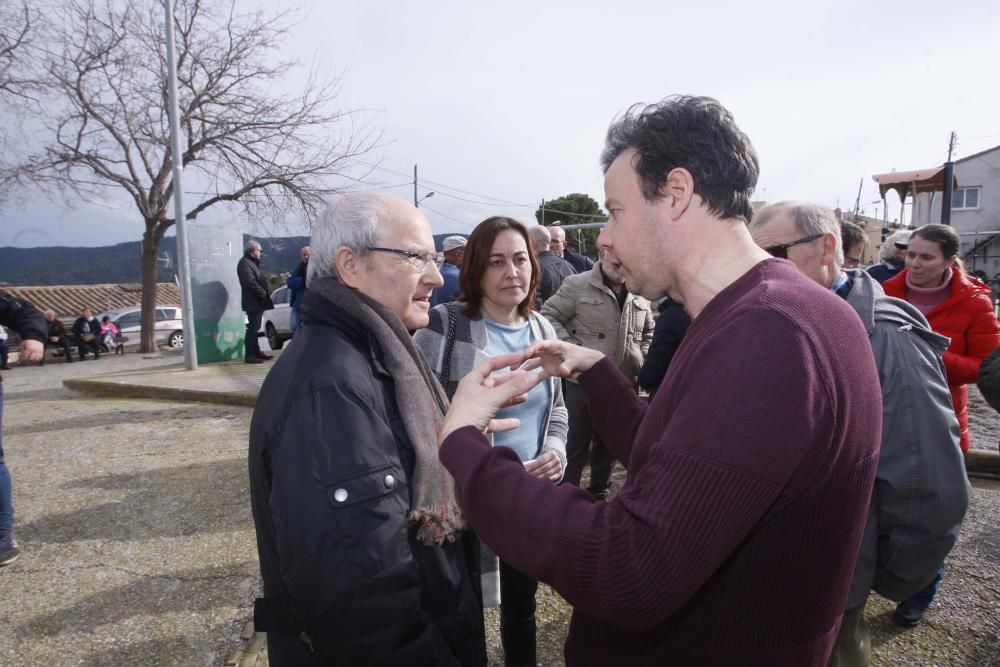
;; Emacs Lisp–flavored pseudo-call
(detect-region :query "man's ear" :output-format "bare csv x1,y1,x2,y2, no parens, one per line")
659,167,695,220
821,233,839,266
334,245,363,289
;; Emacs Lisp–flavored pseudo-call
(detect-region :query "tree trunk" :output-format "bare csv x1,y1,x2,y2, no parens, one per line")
139,226,163,353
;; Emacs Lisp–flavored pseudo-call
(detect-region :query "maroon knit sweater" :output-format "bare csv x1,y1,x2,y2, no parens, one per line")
440,260,882,665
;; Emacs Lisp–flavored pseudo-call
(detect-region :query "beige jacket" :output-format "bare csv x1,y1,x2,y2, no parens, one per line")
540,262,655,381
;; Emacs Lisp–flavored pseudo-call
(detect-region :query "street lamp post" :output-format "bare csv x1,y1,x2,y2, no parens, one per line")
164,0,197,371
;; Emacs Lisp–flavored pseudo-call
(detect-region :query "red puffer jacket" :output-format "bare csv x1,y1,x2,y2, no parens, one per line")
884,268,1000,451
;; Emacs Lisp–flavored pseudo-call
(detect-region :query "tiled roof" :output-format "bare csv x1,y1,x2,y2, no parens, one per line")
2,283,181,320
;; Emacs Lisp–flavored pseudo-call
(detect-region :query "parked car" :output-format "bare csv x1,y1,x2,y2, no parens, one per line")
260,286,294,350
96,305,185,349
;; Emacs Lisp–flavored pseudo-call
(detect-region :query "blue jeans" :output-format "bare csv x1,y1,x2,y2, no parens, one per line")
289,307,301,333
0,383,13,535
245,311,263,360
900,564,945,612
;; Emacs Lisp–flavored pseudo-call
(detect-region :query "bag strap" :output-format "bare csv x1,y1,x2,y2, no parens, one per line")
438,302,458,393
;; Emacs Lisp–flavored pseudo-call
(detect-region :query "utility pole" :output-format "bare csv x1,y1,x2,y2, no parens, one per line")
540,199,545,225
164,0,197,370
941,131,957,225
413,164,418,207
853,178,863,217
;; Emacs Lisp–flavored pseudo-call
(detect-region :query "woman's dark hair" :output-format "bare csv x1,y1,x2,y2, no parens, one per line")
911,224,960,259
601,95,759,223
459,216,540,318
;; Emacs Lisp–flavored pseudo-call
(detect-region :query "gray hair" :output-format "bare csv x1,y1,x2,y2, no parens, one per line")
244,239,261,253
528,225,551,253
751,201,843,267
307,193,386,286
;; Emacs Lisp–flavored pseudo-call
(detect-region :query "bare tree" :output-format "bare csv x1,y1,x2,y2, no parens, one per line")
9,0,380,351
0,0,34,99
0,0,42,196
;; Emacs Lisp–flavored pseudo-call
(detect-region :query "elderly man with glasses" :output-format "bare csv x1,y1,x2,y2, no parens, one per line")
750,201,969,667
248,193,486,666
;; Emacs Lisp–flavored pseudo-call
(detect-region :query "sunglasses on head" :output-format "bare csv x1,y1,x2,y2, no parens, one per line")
764,233,824,259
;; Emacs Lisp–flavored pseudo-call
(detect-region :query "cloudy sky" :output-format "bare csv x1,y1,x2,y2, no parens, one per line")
2,0,998,248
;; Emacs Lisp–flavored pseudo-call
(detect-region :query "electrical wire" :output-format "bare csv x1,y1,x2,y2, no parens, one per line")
418,202,478,229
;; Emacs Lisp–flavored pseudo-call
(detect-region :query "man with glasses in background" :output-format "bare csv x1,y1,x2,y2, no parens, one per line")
840,220,867,269
749,202,968,667
550,225,594,273
248,193,486,666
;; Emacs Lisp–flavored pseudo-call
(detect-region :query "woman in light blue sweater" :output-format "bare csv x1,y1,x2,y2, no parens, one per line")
414,216,567,667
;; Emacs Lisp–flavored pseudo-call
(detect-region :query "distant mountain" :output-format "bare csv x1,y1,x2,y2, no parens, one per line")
0,233,466,286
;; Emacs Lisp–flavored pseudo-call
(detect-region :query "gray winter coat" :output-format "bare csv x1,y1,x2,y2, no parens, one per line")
843,269,970,608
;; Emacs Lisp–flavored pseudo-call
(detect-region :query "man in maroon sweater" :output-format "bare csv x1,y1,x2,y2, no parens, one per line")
436,96,883,665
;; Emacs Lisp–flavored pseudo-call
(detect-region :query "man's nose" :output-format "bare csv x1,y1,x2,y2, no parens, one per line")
424,263,444,288
597,225,611,250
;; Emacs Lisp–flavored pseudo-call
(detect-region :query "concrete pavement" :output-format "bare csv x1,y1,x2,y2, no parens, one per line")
0,350,260,666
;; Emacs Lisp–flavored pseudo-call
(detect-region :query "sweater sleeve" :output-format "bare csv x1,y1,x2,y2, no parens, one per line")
0,291,47,343
440,311,831,632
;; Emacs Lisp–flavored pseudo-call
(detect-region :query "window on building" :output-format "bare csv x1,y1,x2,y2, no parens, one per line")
952,186,981,210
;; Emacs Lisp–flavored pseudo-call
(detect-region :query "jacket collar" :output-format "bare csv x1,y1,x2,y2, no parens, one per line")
888,267,991,314
844,269,950,353
299,288,381,361
589,262,631,302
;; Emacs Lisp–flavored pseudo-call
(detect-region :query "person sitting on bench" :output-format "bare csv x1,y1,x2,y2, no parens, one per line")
99,316,119,353
43,310,74,363
71,308,101,360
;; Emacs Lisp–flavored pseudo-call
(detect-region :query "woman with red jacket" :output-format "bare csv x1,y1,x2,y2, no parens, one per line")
883,224,1000,453
882,223,1000,627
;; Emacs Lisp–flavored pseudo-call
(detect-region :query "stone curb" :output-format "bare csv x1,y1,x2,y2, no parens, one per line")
966,450,1000,478
63,376,257,407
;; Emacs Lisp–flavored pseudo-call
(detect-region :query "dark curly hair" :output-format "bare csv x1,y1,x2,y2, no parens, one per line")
601,95,759,223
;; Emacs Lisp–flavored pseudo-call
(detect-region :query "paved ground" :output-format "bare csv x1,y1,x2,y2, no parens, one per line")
2,341,998,666
0,350,262,666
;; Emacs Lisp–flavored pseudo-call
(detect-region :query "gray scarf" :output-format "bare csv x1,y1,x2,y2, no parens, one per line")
310,277,465,545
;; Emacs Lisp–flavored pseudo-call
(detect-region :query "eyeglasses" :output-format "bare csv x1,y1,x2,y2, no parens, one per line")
366,246,441,272
763,233,824,259
844,255,861,268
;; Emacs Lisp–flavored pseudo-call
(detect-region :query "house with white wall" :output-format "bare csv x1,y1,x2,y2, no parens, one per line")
911,144,1000,277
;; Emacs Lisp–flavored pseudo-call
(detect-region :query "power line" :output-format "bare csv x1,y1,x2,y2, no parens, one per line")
429,190,524,208
418,202,478,229
353,158,531,207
